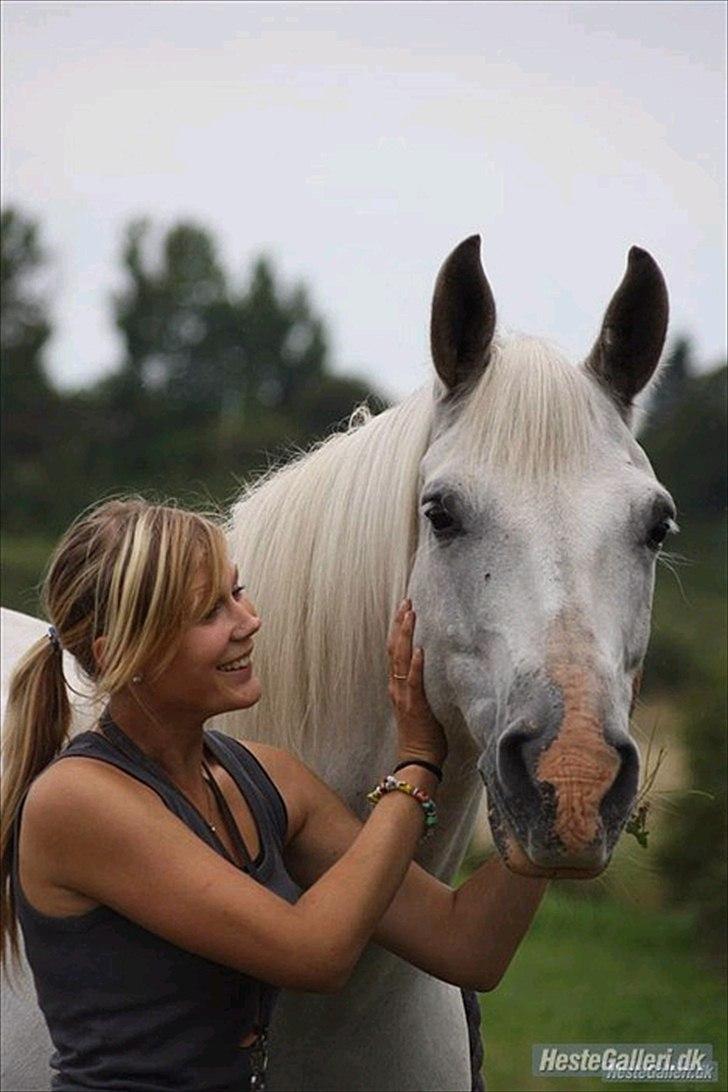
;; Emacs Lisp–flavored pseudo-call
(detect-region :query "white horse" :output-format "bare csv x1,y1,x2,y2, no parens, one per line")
1,236,674,1092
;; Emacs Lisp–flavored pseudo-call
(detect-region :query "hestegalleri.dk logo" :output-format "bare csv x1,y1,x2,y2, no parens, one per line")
532,1043,718,1083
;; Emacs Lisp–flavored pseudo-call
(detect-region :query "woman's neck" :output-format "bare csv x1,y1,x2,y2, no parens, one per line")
105,692,207,793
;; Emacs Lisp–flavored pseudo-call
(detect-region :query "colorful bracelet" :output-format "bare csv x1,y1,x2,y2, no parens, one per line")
366,775,438,837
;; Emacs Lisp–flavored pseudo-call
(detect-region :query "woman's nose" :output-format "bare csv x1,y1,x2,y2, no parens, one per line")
233,599,261,639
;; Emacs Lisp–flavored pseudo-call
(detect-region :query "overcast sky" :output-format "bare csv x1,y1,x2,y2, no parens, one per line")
3,0,726,401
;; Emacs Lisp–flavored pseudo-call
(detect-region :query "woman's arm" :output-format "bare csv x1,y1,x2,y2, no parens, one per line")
19,603,446,996
20,754,433,994
376,851,547,991
262,743,546,992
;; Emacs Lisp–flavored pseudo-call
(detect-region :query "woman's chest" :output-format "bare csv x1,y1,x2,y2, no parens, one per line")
18,760,265,921
204,760,263,869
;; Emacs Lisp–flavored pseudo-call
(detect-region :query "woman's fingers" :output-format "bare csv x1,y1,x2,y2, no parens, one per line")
386,598,408,657
388,599,414,681
407,645,424,687
393,610,414,680
386,607,447,766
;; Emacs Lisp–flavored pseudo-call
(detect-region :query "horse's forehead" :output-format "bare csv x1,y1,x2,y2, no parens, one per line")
424,351,652,488
421,445,654,506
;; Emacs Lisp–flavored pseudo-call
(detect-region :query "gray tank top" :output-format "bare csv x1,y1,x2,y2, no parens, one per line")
14,717,301,1092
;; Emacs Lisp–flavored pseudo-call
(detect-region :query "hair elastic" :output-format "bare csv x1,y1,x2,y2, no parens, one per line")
392,758,443,783
47,626,62,654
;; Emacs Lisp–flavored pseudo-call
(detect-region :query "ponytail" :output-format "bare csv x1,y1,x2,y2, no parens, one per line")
1,633,71,969
0,496,230,973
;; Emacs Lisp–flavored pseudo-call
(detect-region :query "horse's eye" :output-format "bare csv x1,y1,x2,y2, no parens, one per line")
424,501,460,536
647,518,676,550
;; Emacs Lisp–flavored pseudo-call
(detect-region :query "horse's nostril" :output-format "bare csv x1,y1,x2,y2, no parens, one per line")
496,723,542,808
601,736,640,828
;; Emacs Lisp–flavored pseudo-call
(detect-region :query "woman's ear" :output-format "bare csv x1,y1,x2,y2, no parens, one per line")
92,635,106,672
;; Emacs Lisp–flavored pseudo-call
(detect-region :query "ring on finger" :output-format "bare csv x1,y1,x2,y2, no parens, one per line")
392,672,408,680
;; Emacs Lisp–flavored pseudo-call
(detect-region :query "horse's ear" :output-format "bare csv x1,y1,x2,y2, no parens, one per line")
430,235,496,393
585,246,669,418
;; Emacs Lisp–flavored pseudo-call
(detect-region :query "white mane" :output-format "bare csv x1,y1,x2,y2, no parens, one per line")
226,389,434,758
458,335,613,484
225,336,611,756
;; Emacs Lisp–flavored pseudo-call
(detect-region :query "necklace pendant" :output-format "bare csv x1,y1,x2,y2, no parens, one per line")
249,1028,268,1091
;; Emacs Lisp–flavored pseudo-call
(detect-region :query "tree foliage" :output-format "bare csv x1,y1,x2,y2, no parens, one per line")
0,210,387,531
642,360,727,519
0,208,61,527
641,342,727,965
112,221,329,423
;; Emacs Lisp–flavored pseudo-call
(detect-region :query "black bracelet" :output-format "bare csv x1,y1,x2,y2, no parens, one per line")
392,758,443,783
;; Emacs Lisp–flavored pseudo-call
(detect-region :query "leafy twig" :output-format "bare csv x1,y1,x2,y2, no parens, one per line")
625,719,667,849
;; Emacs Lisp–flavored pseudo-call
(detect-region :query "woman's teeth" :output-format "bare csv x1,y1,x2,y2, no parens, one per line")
217,655,251,673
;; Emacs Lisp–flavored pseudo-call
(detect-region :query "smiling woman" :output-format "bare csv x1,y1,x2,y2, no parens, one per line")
0,495,547,1092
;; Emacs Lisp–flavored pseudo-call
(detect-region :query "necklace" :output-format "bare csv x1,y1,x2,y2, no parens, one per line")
201,766,218,833
95,711,253,870
94,720,219,832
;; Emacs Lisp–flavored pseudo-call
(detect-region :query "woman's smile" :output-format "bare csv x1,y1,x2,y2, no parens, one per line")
216,649,254,674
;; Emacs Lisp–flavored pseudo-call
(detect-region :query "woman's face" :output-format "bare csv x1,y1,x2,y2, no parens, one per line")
147,563,262,722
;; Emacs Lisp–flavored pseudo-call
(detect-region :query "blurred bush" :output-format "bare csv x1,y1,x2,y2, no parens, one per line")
0,207,389,542
640,355,727,966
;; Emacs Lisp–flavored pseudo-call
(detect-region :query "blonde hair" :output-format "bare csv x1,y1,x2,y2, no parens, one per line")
1,497,230,966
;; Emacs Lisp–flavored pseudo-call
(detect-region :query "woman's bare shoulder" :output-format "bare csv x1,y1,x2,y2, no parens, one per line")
23,750,162,836
18,752,168,915
237,738,296,769
234,739,322,844
31,746,157,789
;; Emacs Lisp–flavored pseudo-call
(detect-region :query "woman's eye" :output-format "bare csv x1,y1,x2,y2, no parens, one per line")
647,518,677,551
201,584,246,621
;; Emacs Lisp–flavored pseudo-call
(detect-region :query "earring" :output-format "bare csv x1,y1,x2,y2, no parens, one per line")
132,674,143,685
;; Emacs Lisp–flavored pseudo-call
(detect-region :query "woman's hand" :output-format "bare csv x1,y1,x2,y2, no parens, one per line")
387,599,447,769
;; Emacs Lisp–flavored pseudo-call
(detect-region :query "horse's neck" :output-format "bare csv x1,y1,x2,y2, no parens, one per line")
415,731,483,880
297,692,483,882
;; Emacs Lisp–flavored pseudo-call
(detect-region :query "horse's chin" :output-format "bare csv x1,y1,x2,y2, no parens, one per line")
490,804,608,880
502,851,606,881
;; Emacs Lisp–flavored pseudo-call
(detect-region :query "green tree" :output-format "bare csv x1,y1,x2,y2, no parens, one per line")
112,224,330,427
0,207,60,530
649,336,694,421
0,210,389,603
642,362,727,519
642,353,728,965
113,219,227,412
238,257,327,414
104,218,372,497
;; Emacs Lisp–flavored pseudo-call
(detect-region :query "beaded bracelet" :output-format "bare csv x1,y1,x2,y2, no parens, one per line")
366,775,438,837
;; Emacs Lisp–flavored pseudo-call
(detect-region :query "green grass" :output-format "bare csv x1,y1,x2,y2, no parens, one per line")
480,889,727,1092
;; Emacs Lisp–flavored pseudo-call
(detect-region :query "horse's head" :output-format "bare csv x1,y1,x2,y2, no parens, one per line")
409,236,675,878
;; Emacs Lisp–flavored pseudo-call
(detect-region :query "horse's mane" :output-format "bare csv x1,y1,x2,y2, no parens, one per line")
457,335,610,485
226,387,434,758
225,335,612,757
